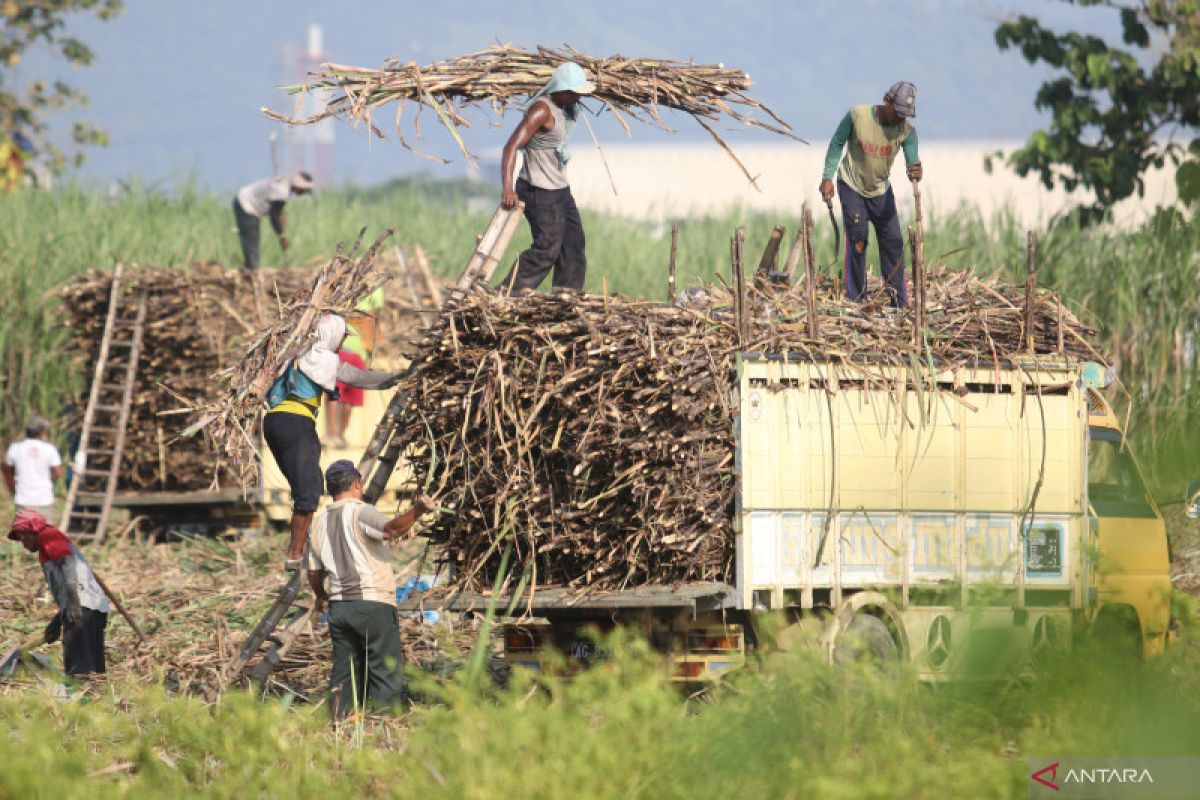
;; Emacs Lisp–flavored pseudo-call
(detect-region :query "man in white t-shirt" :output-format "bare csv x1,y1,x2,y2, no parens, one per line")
3,416,62,518
232,171,314,269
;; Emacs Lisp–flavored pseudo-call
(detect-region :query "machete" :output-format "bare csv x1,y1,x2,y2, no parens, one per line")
824,198,840,266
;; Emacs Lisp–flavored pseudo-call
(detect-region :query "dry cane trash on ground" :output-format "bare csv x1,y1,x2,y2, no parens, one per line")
265,43,804,186
383,270,1102,594
0,533,478,702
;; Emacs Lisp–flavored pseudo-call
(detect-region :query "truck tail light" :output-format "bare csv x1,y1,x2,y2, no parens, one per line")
675,662,705,679
504,627,546,653
686,629,743,653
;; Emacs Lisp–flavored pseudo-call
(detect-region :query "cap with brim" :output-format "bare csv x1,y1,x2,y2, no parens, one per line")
324,459,361,484
886,80,917,118
544,62,595,96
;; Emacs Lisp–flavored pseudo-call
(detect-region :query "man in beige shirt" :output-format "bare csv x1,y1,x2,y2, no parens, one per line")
306,459,432,717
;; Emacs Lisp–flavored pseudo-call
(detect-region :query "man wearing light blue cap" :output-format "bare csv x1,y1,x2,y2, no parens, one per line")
499,62,596,292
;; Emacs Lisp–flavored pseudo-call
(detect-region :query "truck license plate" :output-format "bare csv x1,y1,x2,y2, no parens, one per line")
1026,526,1062,575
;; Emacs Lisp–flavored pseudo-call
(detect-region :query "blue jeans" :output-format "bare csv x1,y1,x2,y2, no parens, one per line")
837,179,907,307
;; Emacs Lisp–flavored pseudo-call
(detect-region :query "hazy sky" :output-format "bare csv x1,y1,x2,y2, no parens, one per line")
13,0,1123,191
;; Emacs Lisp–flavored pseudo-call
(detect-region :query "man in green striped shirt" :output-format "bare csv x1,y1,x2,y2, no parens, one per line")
818,81,922,307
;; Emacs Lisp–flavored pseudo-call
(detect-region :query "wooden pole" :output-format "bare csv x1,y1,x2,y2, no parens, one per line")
909,226,921,346
667,222,679,303
756,225,785,287
92,571,147,643
801,204,819,340
1024,231,1038,352
910,177,926,321
732,227,747,346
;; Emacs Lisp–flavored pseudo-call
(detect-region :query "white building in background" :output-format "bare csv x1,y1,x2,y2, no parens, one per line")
492,142,1176,229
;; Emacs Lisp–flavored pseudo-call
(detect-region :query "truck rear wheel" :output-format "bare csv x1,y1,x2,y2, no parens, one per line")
835,613,899,665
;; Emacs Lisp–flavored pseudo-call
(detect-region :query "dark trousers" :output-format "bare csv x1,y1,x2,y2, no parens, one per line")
63,608,107,676
233,198,261,270
501,179,587,291
837,179,907,307
328,600,406,718
263,412,322,513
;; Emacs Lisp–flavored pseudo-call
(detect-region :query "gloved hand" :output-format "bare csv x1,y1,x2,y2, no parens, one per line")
907,161,923,181
44,613,62,644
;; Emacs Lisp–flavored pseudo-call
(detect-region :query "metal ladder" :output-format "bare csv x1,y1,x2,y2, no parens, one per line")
60,264,147,540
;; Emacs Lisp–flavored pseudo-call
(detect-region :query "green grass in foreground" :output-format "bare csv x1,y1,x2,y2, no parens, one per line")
1,629,1199,799
1,179,1198,488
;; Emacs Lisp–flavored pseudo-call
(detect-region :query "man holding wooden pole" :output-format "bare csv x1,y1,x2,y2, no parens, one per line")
818,81,922,308
498,62,595,292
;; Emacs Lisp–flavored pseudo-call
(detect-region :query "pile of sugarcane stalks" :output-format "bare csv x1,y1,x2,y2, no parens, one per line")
388,270,1100,593
265,44,803,185
61,264,314,492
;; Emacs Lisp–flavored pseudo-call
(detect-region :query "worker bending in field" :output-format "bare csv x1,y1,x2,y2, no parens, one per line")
819,81,922,307
265,314,400,571
9,510,109,676
498,62,595,292
3,415,63,519
306,460,433,717
232,171,314,269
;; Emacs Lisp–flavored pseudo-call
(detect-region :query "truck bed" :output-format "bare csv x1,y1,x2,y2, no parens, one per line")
396,581,736,616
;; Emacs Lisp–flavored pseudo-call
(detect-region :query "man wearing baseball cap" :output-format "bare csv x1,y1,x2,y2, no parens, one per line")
819,81,922,307
9,509,110,675
498,62,596,292
232,171,314,269
305,459,433,717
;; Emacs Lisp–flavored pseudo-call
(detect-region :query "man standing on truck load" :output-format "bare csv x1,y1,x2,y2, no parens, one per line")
265,314,402,572
8,509,110,676
306,459,433,717
232,171,314,269
3,416,62,519
498,62,596,292
818,81,922,307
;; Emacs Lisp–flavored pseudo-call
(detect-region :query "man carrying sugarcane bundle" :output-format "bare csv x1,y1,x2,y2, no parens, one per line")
818,81,922,308
498,62,595,292
265,314,401,571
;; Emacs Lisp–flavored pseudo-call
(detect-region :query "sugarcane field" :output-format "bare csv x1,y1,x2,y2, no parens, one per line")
3,4,1200,799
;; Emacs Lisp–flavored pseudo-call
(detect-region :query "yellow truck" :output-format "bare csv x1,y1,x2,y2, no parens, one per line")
485,354,1173,681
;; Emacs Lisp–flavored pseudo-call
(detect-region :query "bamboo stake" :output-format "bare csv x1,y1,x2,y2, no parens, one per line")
909,226,922,345
801,204,819,340
667,222,679,303
756,225,785,285
729,227,739,347
1024,231,1038,352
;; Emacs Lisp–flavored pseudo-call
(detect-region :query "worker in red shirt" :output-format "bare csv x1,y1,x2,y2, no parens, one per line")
8,509,110,675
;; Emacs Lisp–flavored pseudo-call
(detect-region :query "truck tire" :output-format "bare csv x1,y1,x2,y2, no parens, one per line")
835,613,899,665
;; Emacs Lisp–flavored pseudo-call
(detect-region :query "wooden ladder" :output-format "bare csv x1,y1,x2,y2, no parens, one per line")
61,264,148,541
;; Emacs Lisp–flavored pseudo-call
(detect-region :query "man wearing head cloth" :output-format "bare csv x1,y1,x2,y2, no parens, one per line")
819,81,923,308
9,509,110,675
305,459,433,717
264,314,403,571
498,62,596,292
